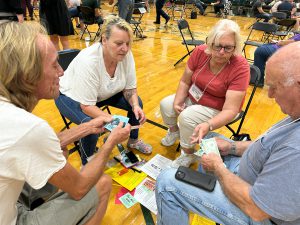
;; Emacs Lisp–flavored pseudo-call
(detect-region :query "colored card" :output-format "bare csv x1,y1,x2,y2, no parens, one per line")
119,193,138,208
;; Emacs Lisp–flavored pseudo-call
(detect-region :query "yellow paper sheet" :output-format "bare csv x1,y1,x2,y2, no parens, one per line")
191,214,219,225
105,163,147,191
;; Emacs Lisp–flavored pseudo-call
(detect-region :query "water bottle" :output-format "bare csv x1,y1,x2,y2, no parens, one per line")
85,36,90,48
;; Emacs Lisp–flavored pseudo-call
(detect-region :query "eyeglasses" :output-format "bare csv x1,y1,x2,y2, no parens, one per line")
212,44,235,53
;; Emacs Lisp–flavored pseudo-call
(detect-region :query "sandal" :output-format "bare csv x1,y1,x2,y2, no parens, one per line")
127,139,152,155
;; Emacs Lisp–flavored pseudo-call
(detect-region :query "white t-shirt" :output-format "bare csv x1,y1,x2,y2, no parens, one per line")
0,98,66,225
59,43,137,105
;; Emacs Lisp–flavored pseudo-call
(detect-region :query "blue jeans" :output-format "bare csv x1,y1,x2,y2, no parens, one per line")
118,0,134,23
55,92,143,165
156,133,272,225
194,1,207,14
254,44,277,84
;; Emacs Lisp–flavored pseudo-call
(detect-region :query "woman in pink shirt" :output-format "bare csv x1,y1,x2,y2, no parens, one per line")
160,19,250,168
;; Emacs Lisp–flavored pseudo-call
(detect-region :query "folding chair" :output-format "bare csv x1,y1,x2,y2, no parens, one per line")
242,22,278,62
174,19,205,66
225,64,261,138
130,2,147,38
271,18,296,40
272,11,287,22
167,0,187,20
80,6,103,41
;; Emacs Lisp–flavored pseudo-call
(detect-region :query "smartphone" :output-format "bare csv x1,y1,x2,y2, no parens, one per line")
125,151,139,164
175,166,217,192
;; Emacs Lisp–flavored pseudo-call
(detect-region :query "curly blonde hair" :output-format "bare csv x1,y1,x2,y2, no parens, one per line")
0,22,46,111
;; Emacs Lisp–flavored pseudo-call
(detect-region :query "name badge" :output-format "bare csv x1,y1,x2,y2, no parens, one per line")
189,84,203,102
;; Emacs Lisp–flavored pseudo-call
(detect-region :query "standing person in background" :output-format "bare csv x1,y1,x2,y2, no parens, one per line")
22,0,34,20
109,0,134,23
153,0,170,24
0,0,24,23
40,0,74,50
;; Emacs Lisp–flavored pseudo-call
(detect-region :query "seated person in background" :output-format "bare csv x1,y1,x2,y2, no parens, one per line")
252,0,272,21
194,0,207,15
159,19,249,168
156,42,300,225
0,21,130,225
211,0,225,16
80,0,103,33
277,0,296,17
55,15,152,165
254,33,300,87
270,0,282,13
67,0,81,28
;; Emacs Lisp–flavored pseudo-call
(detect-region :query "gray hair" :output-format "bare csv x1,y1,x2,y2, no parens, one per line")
99,15,133,44
205,19,242,55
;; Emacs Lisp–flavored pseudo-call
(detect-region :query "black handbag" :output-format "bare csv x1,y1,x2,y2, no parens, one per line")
191,11,197,19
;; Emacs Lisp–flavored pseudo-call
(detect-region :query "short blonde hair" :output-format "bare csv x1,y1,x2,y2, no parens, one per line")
0,22,46,111
100,15,133,44
205,19,242,55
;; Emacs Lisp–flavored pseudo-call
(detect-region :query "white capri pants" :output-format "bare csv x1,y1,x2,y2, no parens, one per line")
160,94,220,149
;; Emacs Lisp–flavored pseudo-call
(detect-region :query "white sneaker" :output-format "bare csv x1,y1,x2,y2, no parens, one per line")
161,129,179,146
171,153,198,168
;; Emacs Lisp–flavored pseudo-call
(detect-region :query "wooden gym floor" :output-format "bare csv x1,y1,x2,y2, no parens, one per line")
31,2,285,224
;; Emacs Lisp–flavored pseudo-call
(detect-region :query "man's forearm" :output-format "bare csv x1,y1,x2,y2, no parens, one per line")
215,164,270,220
57,123,93,149
123,89,138,107
231,141,252,156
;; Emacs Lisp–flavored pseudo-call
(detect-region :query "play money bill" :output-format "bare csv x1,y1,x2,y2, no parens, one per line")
194,138,220,157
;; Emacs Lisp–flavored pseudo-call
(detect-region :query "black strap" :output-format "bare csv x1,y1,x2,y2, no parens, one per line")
140,204,155,225
270,219,278,225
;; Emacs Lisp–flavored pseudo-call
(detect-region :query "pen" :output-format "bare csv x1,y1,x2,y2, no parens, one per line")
113,157,141,173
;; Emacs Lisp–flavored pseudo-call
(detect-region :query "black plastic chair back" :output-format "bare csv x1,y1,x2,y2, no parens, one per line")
58,49,80,71
226,64,261,137
80,6,95,25
252,22,278,33
276,18,297,29
272,11,287,20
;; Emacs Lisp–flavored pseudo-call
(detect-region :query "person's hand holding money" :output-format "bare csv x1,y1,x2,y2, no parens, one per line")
200,153,223,173
190,122,210,144
215,137,232,156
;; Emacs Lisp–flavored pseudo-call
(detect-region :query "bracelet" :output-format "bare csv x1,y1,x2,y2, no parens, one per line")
229,142,237,155
205,121,213,131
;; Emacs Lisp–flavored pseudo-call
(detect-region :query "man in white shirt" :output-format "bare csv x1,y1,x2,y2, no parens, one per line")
0,21,130,225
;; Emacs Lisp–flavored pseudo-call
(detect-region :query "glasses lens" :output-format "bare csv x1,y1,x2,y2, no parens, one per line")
212,44,235,53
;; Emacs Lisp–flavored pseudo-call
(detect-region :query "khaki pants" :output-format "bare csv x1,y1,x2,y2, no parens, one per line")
160,94,219,149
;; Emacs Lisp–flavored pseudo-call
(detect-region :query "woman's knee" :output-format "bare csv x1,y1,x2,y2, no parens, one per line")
178,108,197,130
160,94,175,117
